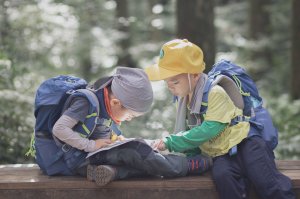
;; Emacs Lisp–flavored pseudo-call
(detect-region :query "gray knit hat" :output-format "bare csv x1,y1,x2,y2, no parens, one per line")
111,67,153,113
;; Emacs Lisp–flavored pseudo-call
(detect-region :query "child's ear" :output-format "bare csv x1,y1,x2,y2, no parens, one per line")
110,98,122,107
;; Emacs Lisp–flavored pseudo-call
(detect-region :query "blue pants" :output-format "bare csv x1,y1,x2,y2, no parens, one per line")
89,140,189,179
212,136,295,199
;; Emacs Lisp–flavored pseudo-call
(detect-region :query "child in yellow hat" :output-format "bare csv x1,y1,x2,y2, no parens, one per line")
146,39,295,199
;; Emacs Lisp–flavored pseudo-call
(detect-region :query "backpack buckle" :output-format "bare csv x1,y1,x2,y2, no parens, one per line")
212,71,221,78
66,89,76,95
62,144,71,152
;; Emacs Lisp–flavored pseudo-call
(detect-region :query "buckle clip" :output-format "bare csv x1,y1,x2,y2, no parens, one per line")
62,144,71,152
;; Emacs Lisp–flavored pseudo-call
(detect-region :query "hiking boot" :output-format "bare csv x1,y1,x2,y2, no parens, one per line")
87,165,117,186
187,155,212,175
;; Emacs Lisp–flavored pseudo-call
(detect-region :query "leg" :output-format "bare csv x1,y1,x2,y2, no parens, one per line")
87,164,147,186
143,153,188,178
240,136,295,199
212,155,249,199
89,140,189,178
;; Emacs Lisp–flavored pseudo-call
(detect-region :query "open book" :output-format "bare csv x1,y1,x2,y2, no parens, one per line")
86,138,155,158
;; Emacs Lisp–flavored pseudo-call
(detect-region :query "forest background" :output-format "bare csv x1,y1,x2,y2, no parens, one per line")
1,0,299,164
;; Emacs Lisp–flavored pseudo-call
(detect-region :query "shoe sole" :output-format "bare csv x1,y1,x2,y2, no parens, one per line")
87,165,114,186
95,165,115,186
87,165,95,182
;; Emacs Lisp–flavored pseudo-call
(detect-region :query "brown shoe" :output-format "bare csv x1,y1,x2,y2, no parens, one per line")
87,165,117,186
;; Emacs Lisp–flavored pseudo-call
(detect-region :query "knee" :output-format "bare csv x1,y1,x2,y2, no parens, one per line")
242,136,268,153
118,149,141,160
212,165,234,184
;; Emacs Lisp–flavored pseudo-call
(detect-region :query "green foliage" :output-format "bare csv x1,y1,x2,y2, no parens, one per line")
0,90,34,163
264,94,300,159
0,63,35,164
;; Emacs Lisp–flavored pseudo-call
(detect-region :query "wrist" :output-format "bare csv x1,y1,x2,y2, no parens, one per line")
87,140,96,152
162,137,170,151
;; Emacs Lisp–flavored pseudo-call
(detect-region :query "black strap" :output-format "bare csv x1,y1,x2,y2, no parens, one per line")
35,131,53,140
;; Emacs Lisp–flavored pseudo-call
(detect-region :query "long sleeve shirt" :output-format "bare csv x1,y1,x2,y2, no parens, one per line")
164,121,227,153
164,85,249,157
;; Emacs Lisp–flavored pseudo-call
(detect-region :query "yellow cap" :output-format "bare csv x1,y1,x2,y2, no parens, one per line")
145,39,205,81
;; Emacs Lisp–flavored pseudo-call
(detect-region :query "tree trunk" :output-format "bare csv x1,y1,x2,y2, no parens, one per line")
249,0,271,39
147,0,162,41
77,14,93,81
249,0,273,72
176,0,215,71
115,0,136,68
291,0,300,99
0,0,15,89
0,0,14,61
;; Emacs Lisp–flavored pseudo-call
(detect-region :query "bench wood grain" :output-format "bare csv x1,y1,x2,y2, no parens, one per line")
0,160,299,199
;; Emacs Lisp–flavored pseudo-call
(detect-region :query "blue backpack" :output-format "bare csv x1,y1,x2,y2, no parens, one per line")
34,75,88,132
31,75,101,175
202,60,278,151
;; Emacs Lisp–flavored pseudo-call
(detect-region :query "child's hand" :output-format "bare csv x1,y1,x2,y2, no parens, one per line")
151,139,166,151
110,134,125,142
117,135,125,141
94,139,112,149
111,133,118,142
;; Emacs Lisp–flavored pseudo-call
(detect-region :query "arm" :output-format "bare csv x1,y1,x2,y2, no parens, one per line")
53,97,111,152
158,86,234,153
53,115,112,152
53,115,97,152
163,120,227,153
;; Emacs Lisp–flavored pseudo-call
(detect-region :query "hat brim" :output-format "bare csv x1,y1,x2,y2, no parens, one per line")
145,64,182,81
93,76,113,90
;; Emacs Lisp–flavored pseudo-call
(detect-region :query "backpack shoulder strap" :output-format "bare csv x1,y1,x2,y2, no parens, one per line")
75,88,123,136
76,89,100,115
210,75,244,110
200,74,244,114
62,89,100,138
199,78,213,114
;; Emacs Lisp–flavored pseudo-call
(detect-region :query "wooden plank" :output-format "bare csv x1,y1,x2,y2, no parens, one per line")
276,160,300,170
0,160,299,199
0,163,297,188
0,160,299,190
0,189,220,199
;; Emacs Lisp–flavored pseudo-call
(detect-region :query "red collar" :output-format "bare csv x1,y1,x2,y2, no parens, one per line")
103,87,121,125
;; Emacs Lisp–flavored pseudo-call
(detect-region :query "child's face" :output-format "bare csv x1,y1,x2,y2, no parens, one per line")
165,73,192,97
110,99,144,122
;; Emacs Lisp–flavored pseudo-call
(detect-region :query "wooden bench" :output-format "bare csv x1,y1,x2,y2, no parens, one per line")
0,160,299,199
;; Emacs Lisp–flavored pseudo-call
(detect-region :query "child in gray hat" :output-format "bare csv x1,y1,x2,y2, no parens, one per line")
37,67,211,185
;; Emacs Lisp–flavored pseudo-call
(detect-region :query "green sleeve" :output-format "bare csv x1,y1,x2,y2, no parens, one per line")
163,121,227,153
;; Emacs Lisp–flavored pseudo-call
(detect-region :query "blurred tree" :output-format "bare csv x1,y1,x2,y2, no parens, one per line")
217,0,243,6
248,0,273,75
176,0,216,70
291,0,300,100
249,0,271,39
0,0,42,163
75,3,95,80
115,0,136,68
0,0,18,88
147,0,162,41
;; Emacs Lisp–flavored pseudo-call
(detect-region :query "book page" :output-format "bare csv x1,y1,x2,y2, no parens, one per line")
86,138,155,158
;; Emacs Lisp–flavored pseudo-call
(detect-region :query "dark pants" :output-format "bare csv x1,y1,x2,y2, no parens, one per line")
212,136,295,199
89,140,189,180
